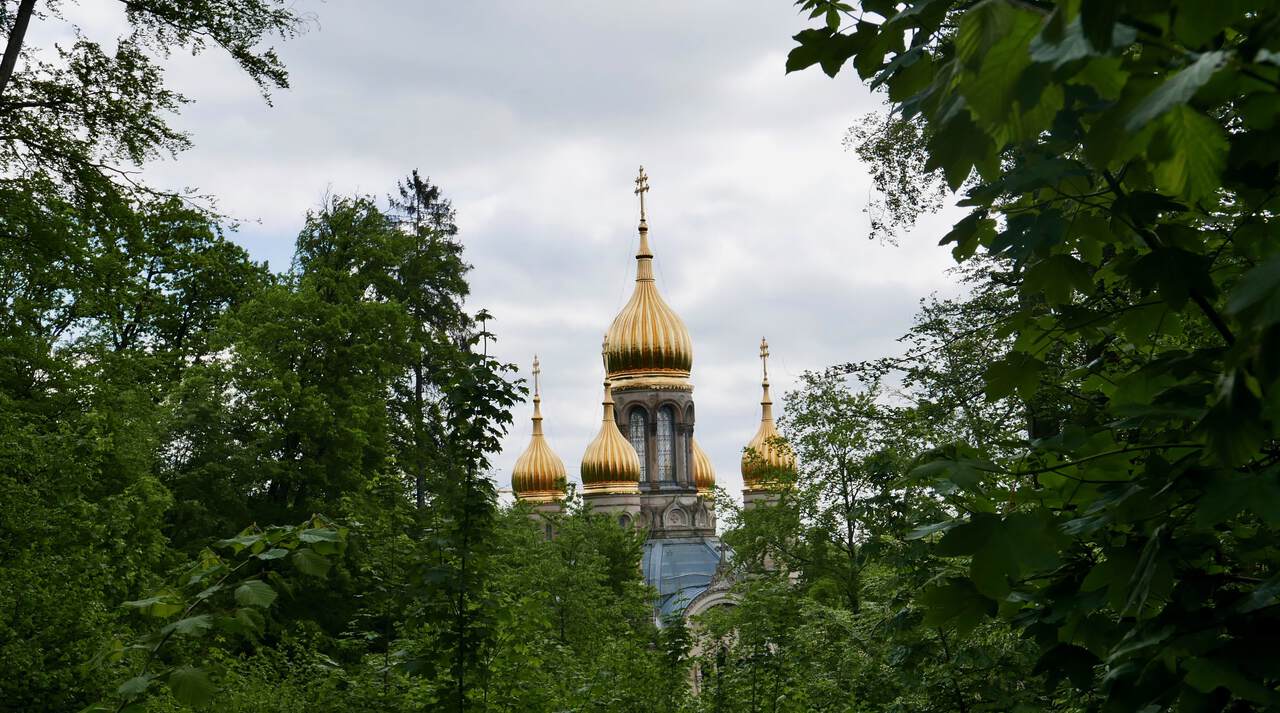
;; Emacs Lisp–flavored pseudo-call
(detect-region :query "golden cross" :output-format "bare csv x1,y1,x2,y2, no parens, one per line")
532,355,541,397
634,165,649,221
760,337,770,381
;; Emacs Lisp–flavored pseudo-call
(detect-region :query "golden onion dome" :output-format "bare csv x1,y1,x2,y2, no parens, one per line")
691,437,716,494
511,356,567,502
741,338,795,490
605,167,694,390
581,345,642,493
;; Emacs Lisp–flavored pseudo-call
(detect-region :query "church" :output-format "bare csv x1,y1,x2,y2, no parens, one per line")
508,167,795,623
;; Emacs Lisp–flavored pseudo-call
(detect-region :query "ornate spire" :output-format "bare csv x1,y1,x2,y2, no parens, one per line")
511,354,566,502
759,337,773,422
530,354,543,435
634,165,653,280
605,166,694,387
742,336,794,489
601,336,616,422
582,335,642,492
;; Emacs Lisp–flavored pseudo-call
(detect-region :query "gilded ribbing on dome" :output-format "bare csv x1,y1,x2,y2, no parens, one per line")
581,341,642,493
741,338,794,489
605,166,694,388
691,437,716,494
512,356,566,502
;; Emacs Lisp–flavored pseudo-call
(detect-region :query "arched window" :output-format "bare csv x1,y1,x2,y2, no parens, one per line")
657,406,675,481
628,408,648,481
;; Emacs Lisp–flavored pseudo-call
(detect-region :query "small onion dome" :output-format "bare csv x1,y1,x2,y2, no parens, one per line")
512,356,566,502
581,368,642,494
741,338,795,490
691,437,716,494
605,167,693,389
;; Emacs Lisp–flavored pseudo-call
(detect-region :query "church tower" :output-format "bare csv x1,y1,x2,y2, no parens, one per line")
741,337,795,507
511,355,568,521
580,340,644,525
598,166,716,538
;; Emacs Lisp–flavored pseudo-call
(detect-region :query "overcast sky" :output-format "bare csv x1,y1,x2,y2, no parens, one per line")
49,1,965,500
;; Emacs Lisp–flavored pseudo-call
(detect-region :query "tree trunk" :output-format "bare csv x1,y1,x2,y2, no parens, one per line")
0,0,36,103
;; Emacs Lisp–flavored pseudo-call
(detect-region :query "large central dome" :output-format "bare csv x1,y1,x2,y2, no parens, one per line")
605,179,693,389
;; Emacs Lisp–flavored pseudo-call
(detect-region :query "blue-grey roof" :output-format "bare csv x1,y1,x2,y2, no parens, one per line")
641,536,729,621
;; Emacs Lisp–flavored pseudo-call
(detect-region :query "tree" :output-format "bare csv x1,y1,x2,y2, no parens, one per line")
0,0,306,197
703,360,1049,712
787,0,1280,707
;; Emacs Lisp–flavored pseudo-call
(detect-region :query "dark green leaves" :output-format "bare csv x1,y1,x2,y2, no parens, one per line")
1227,255,1280,328
1127,51,1228,131
786,27,865,77
1150,105,1228,201
920,578,995,633
292,547,332,578
983,351,1043,400
167,666,216,708
234,580,276,609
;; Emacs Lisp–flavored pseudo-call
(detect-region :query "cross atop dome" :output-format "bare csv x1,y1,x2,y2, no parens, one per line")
760,337,770,383
634,165,649,222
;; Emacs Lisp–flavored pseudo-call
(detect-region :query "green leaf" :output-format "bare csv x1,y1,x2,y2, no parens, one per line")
255,547,289,560
1226,254,1280,328
1172,0,1247,48
936,514,999,556
168,666,217,708
1184,657,1275,704
955,1,1018,69
235,606,266,634
1128,246,1215,310
292,547,331,578
1151,105,1227,202
906,519,959,540
1030,17,1135,69
1238,573,1280,614
1126,51,1227,131
920,578,995,634
117,674,155,699
939,212,996,262
983,351,1043,400
164,614,213,637
1024,254,1094,304
1080,0,1120,51
298,527,340,543
234,580,277,609
121,595,183,619
215,533,264,553
925,112,996,191
1070,57,1128,100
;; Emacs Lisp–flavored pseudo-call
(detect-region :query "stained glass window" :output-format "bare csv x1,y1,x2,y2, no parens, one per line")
657,406,675,481
628,408,648,481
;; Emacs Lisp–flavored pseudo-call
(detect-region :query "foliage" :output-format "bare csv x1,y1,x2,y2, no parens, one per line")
0,0,306,198
787,0,1280,708
701,365,1050,712
82,517,348,712
844,110,948,244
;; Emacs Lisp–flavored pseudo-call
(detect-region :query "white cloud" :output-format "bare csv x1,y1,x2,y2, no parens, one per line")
38,0,969,501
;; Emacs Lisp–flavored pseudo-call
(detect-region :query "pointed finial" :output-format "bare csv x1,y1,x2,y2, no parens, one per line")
760,337,770,383
634,165,649,223
530,354,544,434
759,337,773,418
600,335,616,418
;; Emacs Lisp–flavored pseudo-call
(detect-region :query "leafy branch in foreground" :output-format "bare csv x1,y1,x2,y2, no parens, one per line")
788,0,1280,708
81,516,348,712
